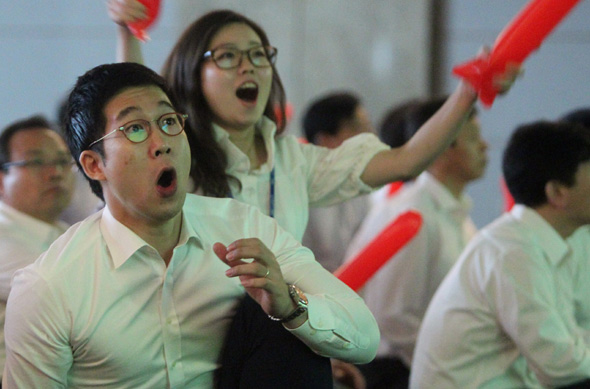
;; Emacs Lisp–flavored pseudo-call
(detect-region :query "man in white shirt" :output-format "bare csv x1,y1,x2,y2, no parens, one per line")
2,62,379,388
302,92,373,273
345,97,486,388
411,120,590,388
0,115,75,380
301,92,374,389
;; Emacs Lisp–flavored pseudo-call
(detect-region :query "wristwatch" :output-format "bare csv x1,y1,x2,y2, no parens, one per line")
268,284,308,323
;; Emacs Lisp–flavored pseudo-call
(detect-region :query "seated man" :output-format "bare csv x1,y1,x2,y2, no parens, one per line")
2,62,379,388
345,97,486,388
0,115,74,380
410,120,590,388
302,91,373,273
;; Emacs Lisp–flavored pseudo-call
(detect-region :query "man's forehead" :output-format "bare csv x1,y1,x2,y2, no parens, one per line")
10,129,68,154
106,85,173,120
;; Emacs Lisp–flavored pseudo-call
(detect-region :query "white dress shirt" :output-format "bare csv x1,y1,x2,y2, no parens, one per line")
213,116,389,241
344,172,476,367
569,226,590,333
411,205,590,388
0,202,68,377
303,195,369,273
3,194,379,388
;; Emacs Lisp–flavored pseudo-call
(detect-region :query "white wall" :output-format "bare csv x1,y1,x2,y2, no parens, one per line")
5,1,588,228
0,1,431,136
439,0,590,227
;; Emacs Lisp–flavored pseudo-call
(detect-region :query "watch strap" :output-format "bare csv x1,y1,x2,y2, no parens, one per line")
267,284,308,323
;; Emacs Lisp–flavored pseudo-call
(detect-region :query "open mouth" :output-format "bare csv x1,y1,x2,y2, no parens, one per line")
156,168,177,197
236,83,258,103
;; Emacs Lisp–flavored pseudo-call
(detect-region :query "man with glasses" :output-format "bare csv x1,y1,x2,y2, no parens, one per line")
0,114,75,382
2,62,378,387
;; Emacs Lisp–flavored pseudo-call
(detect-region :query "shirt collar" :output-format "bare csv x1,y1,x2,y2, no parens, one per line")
510,204,570,265
419,172,473,215
100,205,201,269
212,116,277,173
0,201,69,245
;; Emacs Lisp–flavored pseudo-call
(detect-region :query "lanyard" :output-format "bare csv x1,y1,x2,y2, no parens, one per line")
228,167,275,218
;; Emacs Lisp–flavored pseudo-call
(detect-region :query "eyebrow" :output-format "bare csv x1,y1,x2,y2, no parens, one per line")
115,100,176,122
212,41,264,50
22,150,71,158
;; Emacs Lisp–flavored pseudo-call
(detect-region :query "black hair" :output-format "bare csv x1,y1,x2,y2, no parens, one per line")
502,120,590,207
379,96,453,148
302,92,361,145
0,115,55,170
560,108,590,130
161,9,286,197
64,62,172,200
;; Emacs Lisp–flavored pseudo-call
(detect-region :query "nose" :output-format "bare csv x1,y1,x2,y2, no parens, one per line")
155,145,172,157
148,126,173,157
45,162,71,181
238,52,255,73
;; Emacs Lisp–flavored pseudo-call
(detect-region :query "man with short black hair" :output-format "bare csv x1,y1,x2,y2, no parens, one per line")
0,114,75,381
3,63,379,387
411,120,590,388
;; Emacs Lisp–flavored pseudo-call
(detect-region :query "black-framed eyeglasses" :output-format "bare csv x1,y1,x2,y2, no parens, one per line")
1,158,75,171
203,46,278,70
87,112,188,149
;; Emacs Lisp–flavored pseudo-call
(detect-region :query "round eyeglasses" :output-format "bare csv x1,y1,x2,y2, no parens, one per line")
87,112,188,149
203,46,278,70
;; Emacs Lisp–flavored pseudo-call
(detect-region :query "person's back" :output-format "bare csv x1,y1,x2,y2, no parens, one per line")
301,91,373,272
411,120,590,388
0,114,74,378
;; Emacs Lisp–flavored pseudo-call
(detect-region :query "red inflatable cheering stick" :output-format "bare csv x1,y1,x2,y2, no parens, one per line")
452,0,582,107
127,0,161,42
334,210,422,292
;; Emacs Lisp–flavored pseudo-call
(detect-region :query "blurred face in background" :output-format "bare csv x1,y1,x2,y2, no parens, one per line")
0,128,74,223
445,115,489,184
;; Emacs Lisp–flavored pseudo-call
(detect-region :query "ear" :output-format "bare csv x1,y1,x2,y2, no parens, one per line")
0,170,5,197
545,180,568,209
79,150,106,182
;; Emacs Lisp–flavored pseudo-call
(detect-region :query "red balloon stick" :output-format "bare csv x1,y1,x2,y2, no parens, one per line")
453,0,582,107
334,210,422,291
127,0,161,42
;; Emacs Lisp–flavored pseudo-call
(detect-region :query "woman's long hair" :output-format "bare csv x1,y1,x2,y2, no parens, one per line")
161,9,287,197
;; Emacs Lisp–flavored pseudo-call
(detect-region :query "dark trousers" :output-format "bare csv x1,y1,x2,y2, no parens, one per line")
560,379,590,388
357,357,409,389
216,294,333,389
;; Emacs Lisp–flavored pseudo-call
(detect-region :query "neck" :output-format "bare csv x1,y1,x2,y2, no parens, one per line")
32,211,60,226
429,169,466,200
227,125,257,154
117,211,182,266
226,125,267,169
535,205,580,239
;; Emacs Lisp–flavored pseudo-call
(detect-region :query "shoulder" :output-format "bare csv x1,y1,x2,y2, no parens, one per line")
27,212,103,277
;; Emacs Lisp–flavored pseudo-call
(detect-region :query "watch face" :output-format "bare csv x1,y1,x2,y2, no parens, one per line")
290,284,308,305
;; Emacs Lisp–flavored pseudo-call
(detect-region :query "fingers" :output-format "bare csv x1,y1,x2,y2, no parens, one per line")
107,0,147,25
494,62,524,94
212,242,229,263
214,239,281,287
224,238,274,265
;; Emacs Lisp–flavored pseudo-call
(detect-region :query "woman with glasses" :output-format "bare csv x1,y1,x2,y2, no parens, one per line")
106,3,518,387
107,3,519,242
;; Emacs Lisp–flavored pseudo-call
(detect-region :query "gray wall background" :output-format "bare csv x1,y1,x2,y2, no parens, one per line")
1,1,589,227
